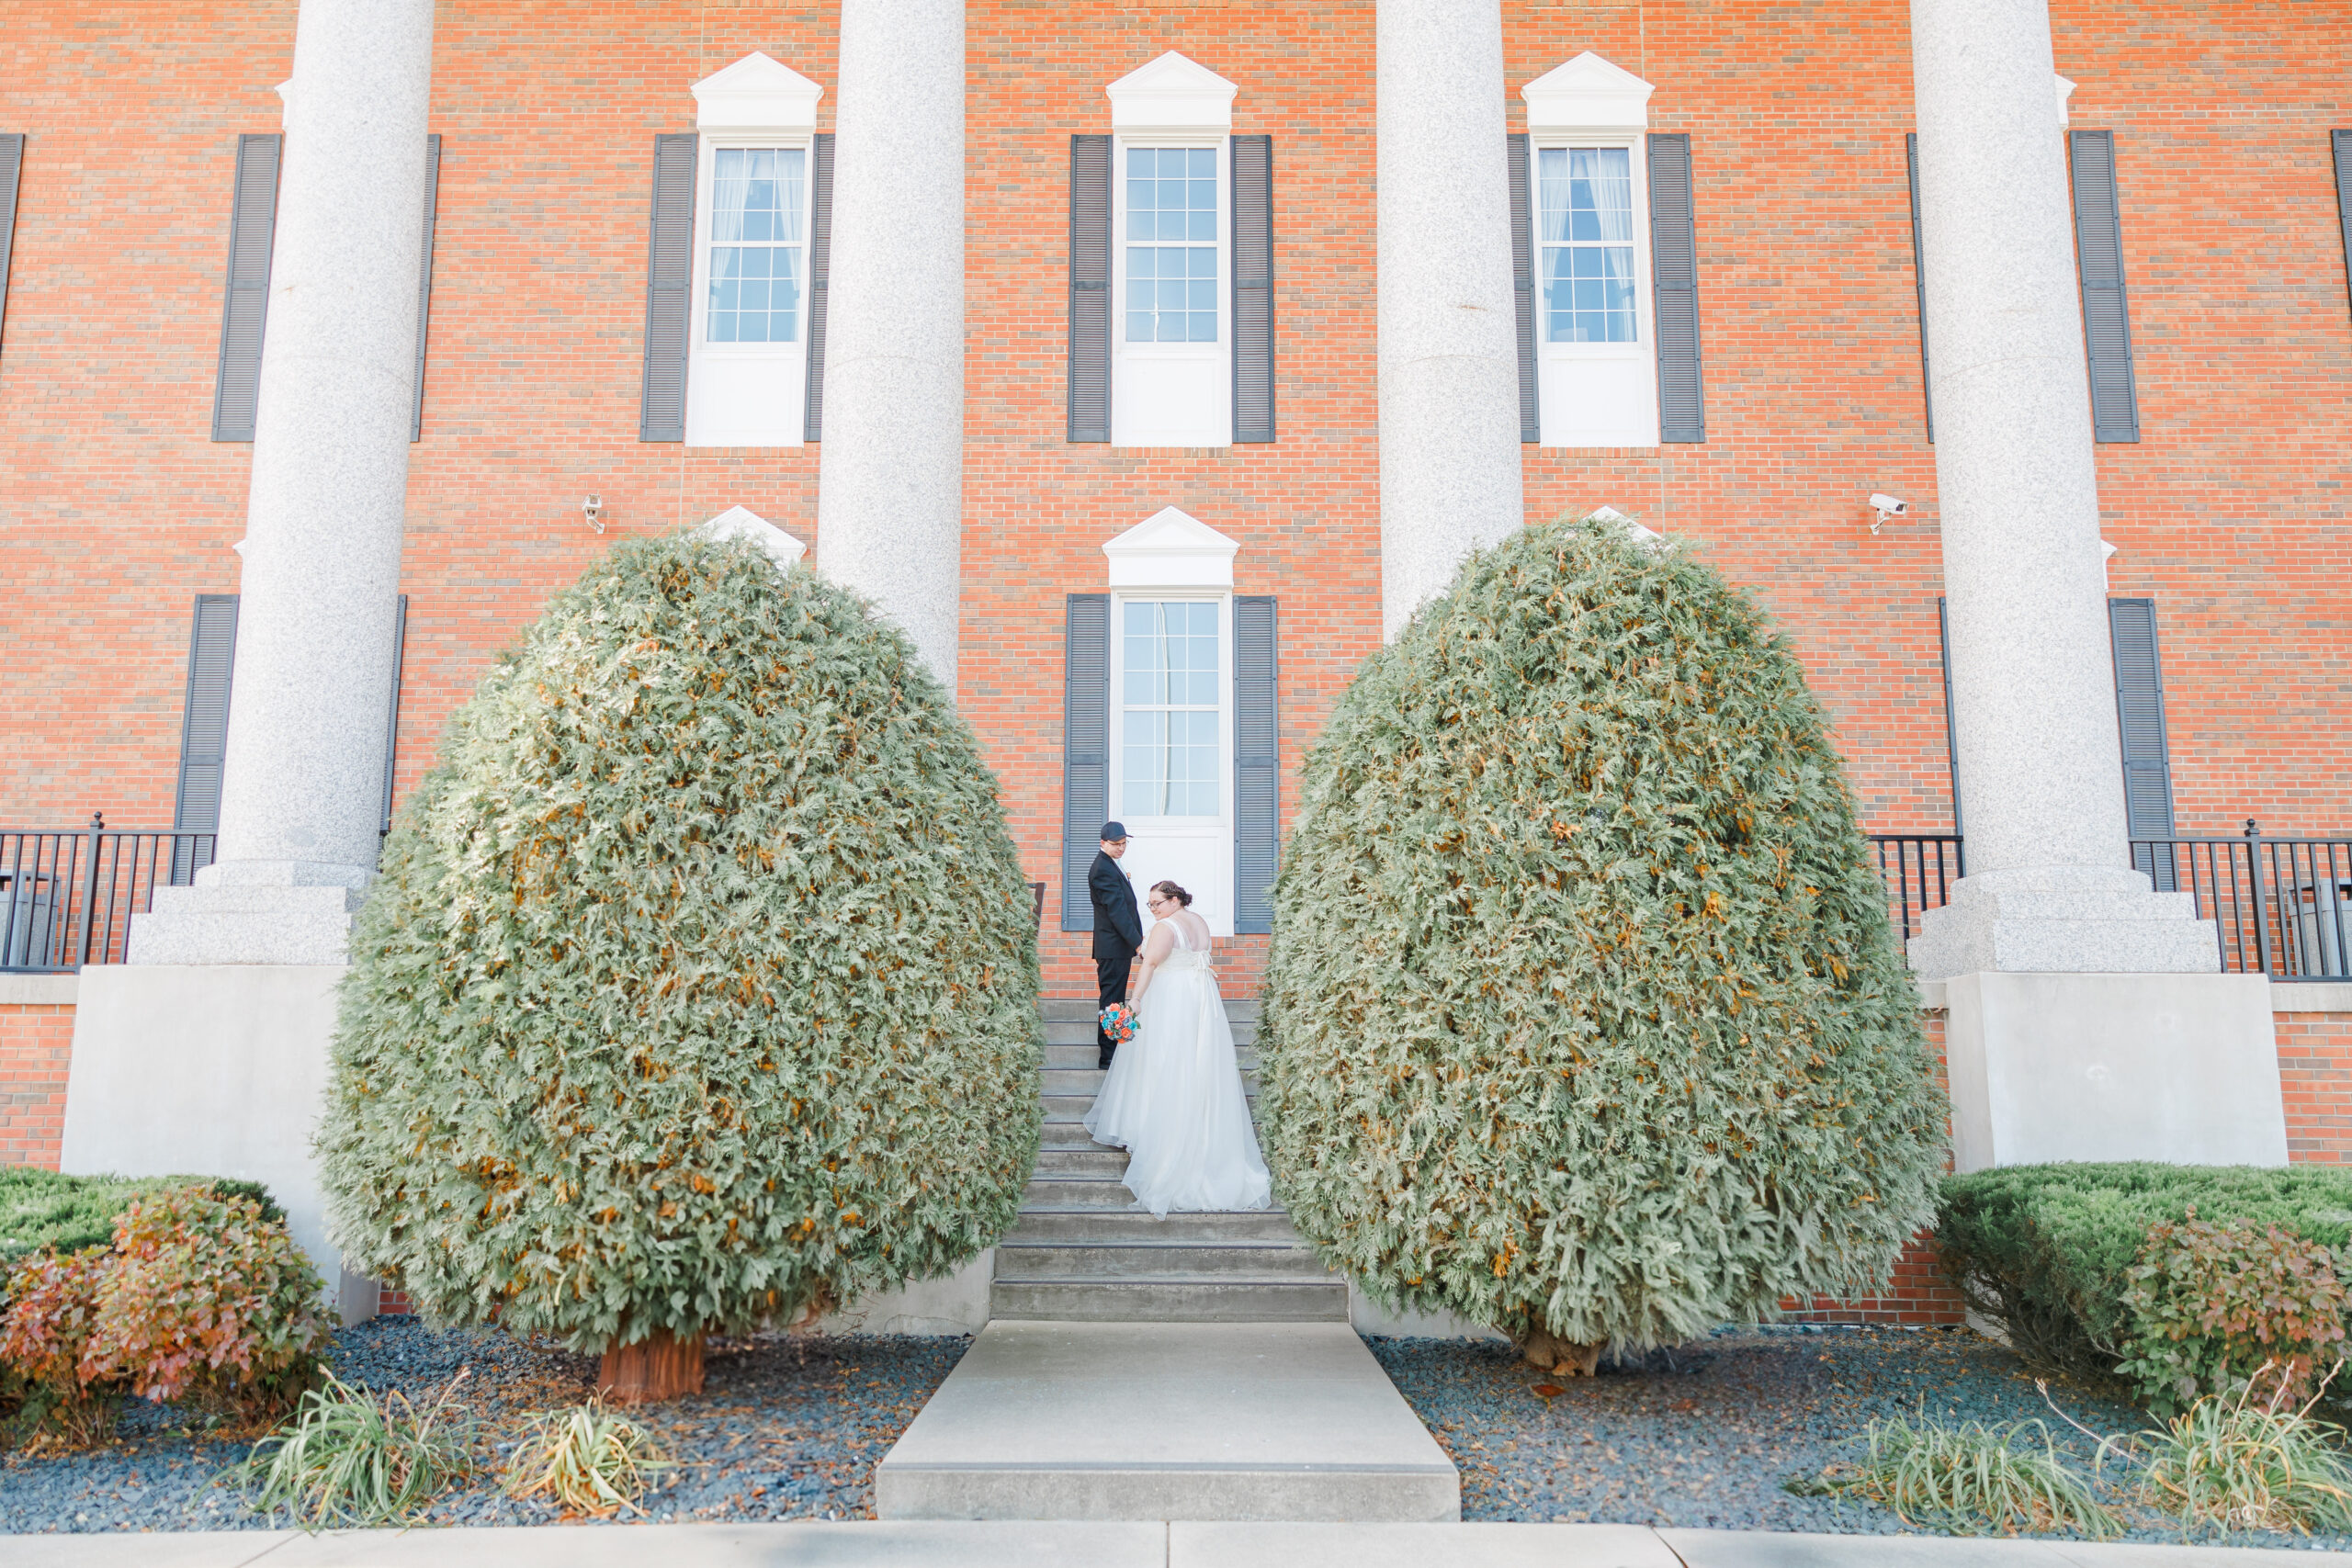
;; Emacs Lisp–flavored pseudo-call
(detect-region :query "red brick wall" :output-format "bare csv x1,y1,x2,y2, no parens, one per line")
2278,1009,2352,1165
2,1,2346,1007
0,1003,74,1169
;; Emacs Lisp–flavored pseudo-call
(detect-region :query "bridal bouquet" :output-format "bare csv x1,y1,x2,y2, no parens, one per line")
1099,1003,1138,1043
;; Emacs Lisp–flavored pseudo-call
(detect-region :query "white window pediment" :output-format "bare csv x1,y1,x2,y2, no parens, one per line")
695,504,807,572
1521,51,1654,135
2054,73,2077,128
1102,507,1238,589
1589,504,1664,550
1107,51,1237,135
694,51,823,136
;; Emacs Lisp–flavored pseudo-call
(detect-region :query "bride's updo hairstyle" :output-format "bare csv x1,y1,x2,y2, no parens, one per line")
1149,880,1193,907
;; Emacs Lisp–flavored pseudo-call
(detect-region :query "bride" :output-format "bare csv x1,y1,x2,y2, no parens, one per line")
1083,880,1272,1216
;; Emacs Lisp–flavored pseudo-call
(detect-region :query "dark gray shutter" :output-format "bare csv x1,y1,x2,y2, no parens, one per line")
639,133,696,443
379,594,409,840
1231,134,1274,444
2109,597,2177,889
1061,594,1111,931
1905,133,1934,442
1069,135,1112,443
2069,130,2140,444
173,596,241,884
1936,596,1963,839
803,131,835,442
2333,130,2352,323
1233,596,1279,935
0,134,22,354
412,135,441,443
1508,133,1539,444
211,133,282,444
1647,132,1704,443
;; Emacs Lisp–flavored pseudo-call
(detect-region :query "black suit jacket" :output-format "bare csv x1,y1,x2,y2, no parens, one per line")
1088,851,1144,956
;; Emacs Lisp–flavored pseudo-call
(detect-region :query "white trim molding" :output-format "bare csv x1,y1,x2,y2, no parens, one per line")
1107,51,1237,136
693,51,823,136
1589,503,1663,548
1102,506,1238,589
1521,51,1654,135
695,504,807,572
2055,73,2076,128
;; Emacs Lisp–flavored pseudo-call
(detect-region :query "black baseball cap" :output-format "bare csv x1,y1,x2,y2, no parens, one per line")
1101,821,1129,840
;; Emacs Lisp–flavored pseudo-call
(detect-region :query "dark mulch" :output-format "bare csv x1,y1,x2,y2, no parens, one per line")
1372,1323,2352,1550
0,1317,967,1534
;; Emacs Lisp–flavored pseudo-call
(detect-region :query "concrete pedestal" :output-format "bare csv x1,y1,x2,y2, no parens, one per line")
60,964,375,1325
1942,971,2287,1171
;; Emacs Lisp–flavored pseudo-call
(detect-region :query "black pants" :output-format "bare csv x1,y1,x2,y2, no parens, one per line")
1093,945,1135,1064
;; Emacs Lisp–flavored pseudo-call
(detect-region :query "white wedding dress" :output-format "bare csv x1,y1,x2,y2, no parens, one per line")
1082,911,1272,1216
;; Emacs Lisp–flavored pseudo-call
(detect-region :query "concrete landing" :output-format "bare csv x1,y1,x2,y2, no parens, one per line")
871,1321,1459,1521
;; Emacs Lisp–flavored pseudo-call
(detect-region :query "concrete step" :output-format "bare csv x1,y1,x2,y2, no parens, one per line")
1044,1042,1261,1069
1034,1145,1131,1178
996,1241,1333,1280
1003,1207,1306,1246
875,1321,1454,1521
1045,1019,1261,1048
989,1277,1351,1323
1041,1090,1258,1121
1041,998,1259,1025
1041,1067,1261,1097
1023,1173,1142,1209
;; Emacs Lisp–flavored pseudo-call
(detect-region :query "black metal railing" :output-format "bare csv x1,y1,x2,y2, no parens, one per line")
1865,832,1965,942
1865,823,2352,982
0,817,216,974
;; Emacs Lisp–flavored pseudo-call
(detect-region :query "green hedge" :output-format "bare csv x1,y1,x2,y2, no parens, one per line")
0,1170,279,1265
1938,1163,2352,1374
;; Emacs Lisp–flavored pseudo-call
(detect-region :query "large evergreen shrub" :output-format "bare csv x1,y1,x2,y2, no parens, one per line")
320,536,1040,1368
1259,516,1946,1352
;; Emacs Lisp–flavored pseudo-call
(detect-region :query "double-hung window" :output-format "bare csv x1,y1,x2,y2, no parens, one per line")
1103,52,1239,447
1120,599,1222,819
1522,53,1662,447
1538,148,1637,344
681,52,824,447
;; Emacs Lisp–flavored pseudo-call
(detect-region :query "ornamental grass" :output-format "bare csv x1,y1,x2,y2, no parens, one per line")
1791,1410,2120,1538
241,1370,476,1528
501,1398,674,1517
1260,515,1947,1353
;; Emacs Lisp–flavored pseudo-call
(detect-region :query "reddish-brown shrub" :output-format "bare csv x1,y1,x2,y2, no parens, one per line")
0,1247,119,1439
2118,1211,2350,1416
79,1187,334,1416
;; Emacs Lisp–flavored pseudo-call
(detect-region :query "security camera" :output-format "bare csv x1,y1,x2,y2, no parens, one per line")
1868,492,1908,533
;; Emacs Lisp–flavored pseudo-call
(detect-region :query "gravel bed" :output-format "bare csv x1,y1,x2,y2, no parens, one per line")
0,1316,966,1534
1373,1323,2352,1551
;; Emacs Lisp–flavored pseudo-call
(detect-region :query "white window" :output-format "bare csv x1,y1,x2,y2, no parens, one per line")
706,149,807,346
1102,506,1242,933
1522,52,1660,448
1106,52,1238,447
1538,148,1638,344
684,52,822,447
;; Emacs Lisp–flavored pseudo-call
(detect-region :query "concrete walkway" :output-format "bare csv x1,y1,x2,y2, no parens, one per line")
4,1522,2346,1566
873,1321,1457,1519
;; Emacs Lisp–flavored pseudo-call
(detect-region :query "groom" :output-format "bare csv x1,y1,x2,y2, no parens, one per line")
1088,821,1144,1069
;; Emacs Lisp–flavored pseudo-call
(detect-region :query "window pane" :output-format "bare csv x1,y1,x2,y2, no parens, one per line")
706,146,805,344
1536,145,1638,344
1123,146,1220,345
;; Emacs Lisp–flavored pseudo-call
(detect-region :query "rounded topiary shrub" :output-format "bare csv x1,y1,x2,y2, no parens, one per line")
1259,516,1947,1356
321,536,1040,1390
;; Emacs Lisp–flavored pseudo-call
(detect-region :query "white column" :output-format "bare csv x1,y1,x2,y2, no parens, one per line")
1375,0,1526,640
816,0,966,689
1907,0,2211,981
131,0,435,965
1909,0,2280,1176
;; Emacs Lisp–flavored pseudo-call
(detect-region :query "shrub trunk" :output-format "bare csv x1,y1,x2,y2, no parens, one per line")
598,1329,706,1404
